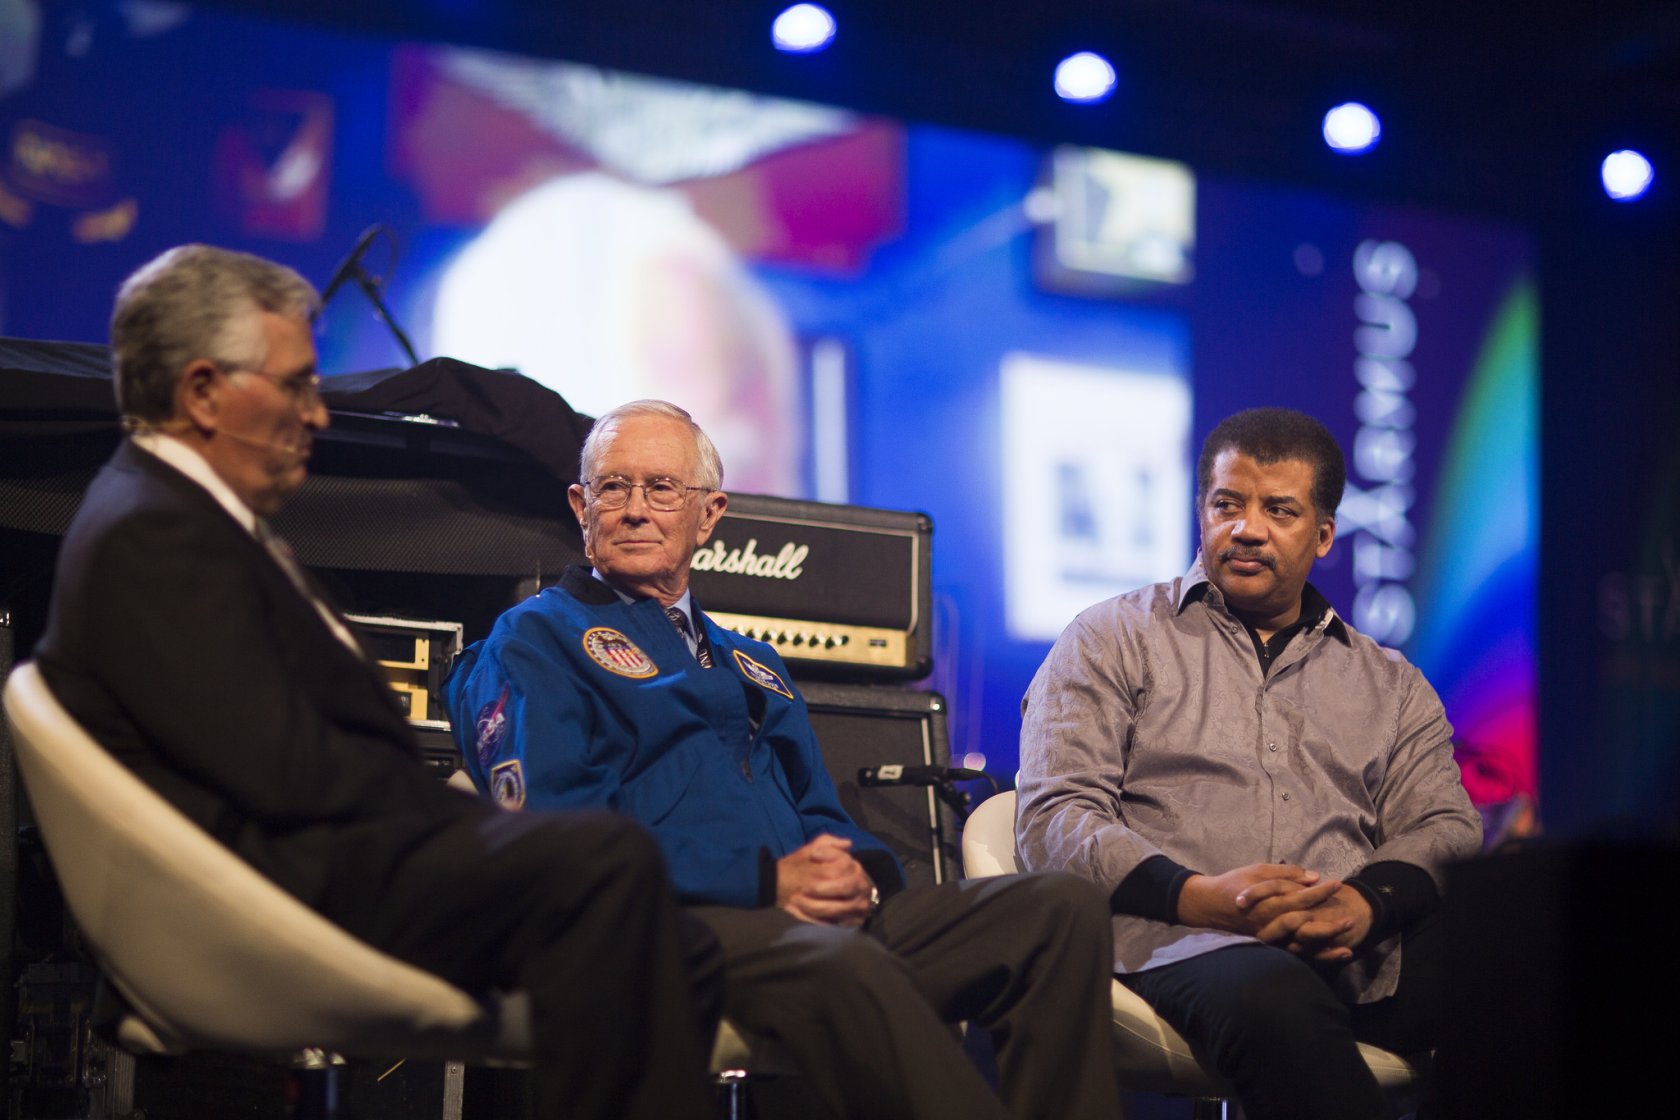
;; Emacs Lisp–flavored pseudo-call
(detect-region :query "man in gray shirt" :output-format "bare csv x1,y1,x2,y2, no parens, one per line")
1018,407,1481,1120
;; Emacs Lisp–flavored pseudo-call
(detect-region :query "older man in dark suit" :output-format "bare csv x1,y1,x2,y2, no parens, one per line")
32,243,720,1120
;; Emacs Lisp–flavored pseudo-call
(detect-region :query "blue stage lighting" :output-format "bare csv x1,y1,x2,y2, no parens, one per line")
1322,102,1381,155
772,4,836,54
1601,149,1654,202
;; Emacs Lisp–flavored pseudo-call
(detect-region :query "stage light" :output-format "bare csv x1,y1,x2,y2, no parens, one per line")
772,4,836,53
1054,52,1116,104
1323,102,1381,155
1601,149,1654,202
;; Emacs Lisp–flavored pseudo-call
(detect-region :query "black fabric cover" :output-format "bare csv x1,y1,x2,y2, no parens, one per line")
1,340,593,487
320,358,594,486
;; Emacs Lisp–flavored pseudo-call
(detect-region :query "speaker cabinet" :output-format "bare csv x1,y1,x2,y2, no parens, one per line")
799,681,956,891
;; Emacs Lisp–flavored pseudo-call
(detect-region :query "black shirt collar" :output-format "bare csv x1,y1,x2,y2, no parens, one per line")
558,565,706,623
1180,566,1350,652
559,564,618,604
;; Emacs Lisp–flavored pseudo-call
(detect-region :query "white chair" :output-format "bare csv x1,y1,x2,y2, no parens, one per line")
961,790,1422,1120
2,662,767,1117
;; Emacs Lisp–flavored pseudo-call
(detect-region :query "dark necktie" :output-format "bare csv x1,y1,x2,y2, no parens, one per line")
665,606,713,668
257,520,360,653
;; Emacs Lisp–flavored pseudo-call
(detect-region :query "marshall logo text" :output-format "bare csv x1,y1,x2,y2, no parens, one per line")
690,538,808,580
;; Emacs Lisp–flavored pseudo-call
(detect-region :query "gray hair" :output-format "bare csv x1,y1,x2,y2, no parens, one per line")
111,244,319,423
580,399,724,490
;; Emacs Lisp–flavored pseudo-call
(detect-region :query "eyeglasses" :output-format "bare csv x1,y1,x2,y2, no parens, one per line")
586,476,712,511
217,363,323,410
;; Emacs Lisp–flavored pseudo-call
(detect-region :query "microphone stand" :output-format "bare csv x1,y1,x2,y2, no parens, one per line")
321,225,422,369
933,779,972,822
352,268,421,369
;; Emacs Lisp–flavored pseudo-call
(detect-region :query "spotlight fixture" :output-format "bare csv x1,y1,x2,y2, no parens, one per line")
772,4,836,54
1054,52,1116,104
1601,149,1654,202
1323,102,1381,155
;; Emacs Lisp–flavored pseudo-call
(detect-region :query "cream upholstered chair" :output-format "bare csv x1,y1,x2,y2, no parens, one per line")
961,789,1422,1120
2,662,767,1117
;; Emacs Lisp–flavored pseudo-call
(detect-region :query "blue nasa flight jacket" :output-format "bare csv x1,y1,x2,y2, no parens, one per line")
444,566,904,908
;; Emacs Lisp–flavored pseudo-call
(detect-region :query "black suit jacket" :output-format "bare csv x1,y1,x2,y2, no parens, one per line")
36,440,476,917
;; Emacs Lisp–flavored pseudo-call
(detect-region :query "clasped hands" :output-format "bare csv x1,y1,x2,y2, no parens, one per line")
1176,863,1373,962
776,834,876,927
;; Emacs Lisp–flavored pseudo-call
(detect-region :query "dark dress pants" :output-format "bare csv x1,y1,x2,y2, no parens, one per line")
693,871,1121,1120
324,805,723,1120
1120,913,1444,1120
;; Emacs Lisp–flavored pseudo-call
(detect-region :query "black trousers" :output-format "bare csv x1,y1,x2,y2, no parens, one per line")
325,806,723,1120
1121,914,1443,1120
693,872,1122,1120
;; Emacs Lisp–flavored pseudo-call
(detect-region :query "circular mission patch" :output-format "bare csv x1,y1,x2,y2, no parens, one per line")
582,626,659,678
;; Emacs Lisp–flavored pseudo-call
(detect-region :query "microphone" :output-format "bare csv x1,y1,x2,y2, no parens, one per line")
319,225,385,306
857,765,990,788
218,426,309,461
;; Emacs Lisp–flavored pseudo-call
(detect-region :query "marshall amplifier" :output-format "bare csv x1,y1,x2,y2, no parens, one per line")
691,494,932,681
800,682,956,890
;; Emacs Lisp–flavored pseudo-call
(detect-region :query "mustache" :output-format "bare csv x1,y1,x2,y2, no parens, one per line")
1218,546,1276,570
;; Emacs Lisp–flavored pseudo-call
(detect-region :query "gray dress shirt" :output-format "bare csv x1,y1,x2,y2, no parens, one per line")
1017,557,1482,1002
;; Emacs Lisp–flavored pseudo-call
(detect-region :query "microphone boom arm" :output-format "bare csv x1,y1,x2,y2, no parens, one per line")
320,225,422,369
352,266,421,368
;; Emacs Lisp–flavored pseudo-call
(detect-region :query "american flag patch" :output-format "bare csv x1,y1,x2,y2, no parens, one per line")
582,627,659,679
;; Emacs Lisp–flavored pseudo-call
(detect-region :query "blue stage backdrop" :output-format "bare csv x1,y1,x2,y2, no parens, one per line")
0,3,1537,816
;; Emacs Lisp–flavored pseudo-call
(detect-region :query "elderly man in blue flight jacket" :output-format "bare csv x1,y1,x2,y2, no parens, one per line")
447,399,1121,1120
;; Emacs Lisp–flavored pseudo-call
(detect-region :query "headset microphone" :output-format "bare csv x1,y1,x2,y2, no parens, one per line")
218,426,308,460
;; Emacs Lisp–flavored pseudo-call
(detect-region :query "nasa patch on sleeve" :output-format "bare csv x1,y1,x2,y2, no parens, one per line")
474,686,510,768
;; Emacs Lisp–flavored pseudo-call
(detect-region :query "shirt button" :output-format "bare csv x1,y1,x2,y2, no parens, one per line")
1268,742,1277,752
1281,792,1291,801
